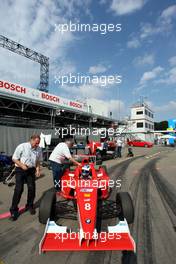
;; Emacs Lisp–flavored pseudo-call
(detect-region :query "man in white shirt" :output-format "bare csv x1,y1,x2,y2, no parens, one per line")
10,135,42,221
49,137,81,191
116,138,123,158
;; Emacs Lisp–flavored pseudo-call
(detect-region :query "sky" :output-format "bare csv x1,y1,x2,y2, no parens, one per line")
0,0,176,121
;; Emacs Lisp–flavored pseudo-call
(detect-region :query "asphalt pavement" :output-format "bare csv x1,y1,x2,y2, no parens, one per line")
0,145,176,264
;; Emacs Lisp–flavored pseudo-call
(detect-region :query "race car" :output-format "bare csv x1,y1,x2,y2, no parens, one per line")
73,135,116,161
127,139,153,148
39,156,135,253
87,139,116,160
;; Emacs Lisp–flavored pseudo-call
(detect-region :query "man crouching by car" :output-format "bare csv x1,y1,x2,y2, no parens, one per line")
9,134,42,221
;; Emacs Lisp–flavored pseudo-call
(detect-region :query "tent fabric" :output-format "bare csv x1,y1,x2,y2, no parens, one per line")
39,133,52,148
0,125,56,155
160,135,176,139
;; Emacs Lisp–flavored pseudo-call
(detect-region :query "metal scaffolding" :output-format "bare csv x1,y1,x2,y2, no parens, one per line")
0,35,49,92
0,96,116,129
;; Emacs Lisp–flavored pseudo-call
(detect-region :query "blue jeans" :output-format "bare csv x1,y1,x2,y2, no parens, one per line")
115,146,122,158
50,161,64,191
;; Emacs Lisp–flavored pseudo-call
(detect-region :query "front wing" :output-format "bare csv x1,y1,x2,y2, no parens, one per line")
39,219,135,253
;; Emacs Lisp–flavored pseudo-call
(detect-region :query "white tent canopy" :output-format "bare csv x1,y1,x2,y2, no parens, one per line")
160,135,176,139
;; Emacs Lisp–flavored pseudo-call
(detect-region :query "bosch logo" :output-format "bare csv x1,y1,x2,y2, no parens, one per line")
41,92,59,103
70,101,82,109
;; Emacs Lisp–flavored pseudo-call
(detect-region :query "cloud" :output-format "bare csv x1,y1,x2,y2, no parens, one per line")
140,66,164,85
134,54,155,66
143,100,176,120
89,64,108,74
160,5,176,23
139,23,158,39
110,0,146,15
155,67,176,85
154,101,176,115
58,83,104,100
59,81,125,118
127,38,141,49
168,67,176,84
87,98,125,118
169,56,176,66
99,0,108,5
79,84,104,98
0,50,40,87
140,5,176,39
136,62,176,88
0,0,92,89
60,75,118,101
127,4,176,48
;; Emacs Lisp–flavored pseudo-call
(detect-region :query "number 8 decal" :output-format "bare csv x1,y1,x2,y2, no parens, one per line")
85,203,91,210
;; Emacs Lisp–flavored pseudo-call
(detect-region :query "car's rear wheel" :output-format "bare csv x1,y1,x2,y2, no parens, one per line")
116,192,134,224
39,190,56,224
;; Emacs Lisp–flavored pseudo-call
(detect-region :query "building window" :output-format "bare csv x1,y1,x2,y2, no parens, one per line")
144,109,154,118
137,122,143,128
136,111,143,115
145,123,148,128
148,124,154,129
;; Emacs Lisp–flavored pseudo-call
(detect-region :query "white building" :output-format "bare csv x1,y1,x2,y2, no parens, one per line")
128,102,154,142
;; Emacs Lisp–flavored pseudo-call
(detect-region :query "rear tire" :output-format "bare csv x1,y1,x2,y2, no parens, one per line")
116,192,134,224
39,190,56,224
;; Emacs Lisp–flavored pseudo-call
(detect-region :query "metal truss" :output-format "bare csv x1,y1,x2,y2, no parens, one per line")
0,97,114,129
0,35,49,92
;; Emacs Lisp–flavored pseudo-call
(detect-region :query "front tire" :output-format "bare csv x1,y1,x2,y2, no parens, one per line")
39,190,56,224
116,192,134,224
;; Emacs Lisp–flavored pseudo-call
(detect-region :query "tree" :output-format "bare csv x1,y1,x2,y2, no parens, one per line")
154,121,168,130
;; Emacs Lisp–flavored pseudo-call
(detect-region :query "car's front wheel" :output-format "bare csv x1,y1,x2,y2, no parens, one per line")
116,192,134,224
39,190,56,224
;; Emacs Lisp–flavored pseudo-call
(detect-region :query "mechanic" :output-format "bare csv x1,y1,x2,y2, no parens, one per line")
49,136,81,191
10,134,42,221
